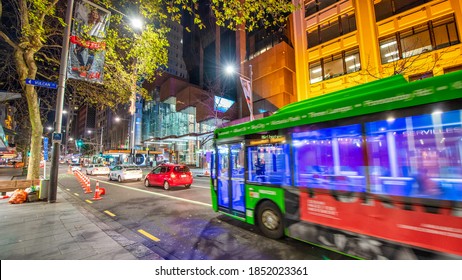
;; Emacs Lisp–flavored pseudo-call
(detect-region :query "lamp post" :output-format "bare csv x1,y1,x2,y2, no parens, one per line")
86,127,104,154
127,19,144,164
225,64,254,121
49,0,74,203
115,116,131,150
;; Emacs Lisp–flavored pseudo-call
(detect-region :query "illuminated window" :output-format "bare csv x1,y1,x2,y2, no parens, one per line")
308,47,361,84
307,13,356,48
379,14,459,64
374,0,431,22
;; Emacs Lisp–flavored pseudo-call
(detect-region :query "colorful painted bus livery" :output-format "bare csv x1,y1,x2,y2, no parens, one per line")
211,70,462,259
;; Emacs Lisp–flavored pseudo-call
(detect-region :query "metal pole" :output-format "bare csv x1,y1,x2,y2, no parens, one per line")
100,126,104,153
49,0,74,203
64,100,73,155
249,64,254,121
130,112,136,163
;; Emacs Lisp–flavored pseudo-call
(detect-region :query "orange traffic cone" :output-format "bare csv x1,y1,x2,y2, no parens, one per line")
99,187,106,196
92,180,102,200
84,178,92,194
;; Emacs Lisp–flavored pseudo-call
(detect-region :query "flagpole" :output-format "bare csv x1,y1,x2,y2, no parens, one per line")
238,65,254,121
249,65,253,121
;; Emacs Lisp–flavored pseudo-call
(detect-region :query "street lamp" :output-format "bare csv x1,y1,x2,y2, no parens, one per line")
49,0,74,203
86,127,104,154
225,64,254,121
127,20,145,164
114,114,135,152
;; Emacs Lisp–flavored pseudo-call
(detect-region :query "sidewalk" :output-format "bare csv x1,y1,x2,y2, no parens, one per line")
0,167,164,260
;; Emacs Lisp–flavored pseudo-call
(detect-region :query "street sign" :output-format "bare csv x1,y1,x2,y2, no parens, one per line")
25,78,58,89
52,132,62,143
43,137,49,161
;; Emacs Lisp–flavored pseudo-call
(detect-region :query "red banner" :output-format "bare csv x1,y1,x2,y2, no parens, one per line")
67,0,110,83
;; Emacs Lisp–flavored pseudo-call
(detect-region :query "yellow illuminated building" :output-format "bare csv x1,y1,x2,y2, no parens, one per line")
291,0,462,100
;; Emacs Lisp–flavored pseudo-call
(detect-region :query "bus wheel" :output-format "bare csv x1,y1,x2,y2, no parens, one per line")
257,201,283,239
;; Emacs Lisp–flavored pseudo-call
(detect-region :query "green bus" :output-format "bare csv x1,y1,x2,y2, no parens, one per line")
211,70,462,259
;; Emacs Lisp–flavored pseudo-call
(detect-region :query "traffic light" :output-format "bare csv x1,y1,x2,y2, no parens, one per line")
76,139,83,147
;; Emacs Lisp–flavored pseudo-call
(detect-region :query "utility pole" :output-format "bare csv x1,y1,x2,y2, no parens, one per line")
100,126,104,153
49,0,74,203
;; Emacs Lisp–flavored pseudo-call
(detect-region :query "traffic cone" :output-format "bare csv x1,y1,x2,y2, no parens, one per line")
83,176,90,190
67,165,72,174
99,187,106,196
92,180,102,200
84,178,92,194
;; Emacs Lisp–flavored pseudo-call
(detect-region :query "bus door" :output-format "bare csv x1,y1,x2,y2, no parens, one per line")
216,142,245,217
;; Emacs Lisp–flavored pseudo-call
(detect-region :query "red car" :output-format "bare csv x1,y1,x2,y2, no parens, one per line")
144,164,193,190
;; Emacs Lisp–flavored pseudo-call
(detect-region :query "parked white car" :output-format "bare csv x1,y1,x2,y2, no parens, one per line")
108,165,143,182
86,164,110,175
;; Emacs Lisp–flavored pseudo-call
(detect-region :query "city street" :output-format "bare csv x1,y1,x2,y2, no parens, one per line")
56,164,352,260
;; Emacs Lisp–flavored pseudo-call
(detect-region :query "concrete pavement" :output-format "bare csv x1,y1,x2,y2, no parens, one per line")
0,166,164,260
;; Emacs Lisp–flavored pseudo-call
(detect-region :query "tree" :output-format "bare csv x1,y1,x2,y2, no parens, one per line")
0,0,296,180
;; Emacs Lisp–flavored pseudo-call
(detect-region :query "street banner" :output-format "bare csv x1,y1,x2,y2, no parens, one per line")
68,0,111,83
239,76,253,120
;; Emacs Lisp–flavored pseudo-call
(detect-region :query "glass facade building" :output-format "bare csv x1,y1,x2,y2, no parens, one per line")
142,94,216,166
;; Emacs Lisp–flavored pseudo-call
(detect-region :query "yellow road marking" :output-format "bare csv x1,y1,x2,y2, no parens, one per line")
104,210,116,217
66,188,70,191
74,193,79,196
138,229,160,242
85,199,93,204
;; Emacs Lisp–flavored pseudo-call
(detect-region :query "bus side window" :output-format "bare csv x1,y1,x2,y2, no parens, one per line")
293,124,365,192
247,144,291,185
366,109,462,202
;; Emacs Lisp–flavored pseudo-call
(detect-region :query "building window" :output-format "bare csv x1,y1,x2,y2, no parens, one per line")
307,13,356,48
444,64,462,74
247,26,292,60
305,0,342,18
308,47,360,83
374,0,431,22
400,24,432,58
309,61,323,84
379,14,460,64
432,15,460,49
408,71,433,81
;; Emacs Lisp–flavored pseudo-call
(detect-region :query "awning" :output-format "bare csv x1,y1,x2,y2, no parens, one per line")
0,150,18,159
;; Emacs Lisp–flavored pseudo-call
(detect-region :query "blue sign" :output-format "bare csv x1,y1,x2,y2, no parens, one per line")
43,137,49,161
52,132,62,142
25,78,58,89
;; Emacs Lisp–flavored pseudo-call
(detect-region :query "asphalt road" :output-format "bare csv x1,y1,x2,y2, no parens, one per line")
57,164,353,260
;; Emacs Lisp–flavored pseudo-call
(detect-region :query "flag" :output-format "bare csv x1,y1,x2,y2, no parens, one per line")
239,76,253,120
68,0,111,83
